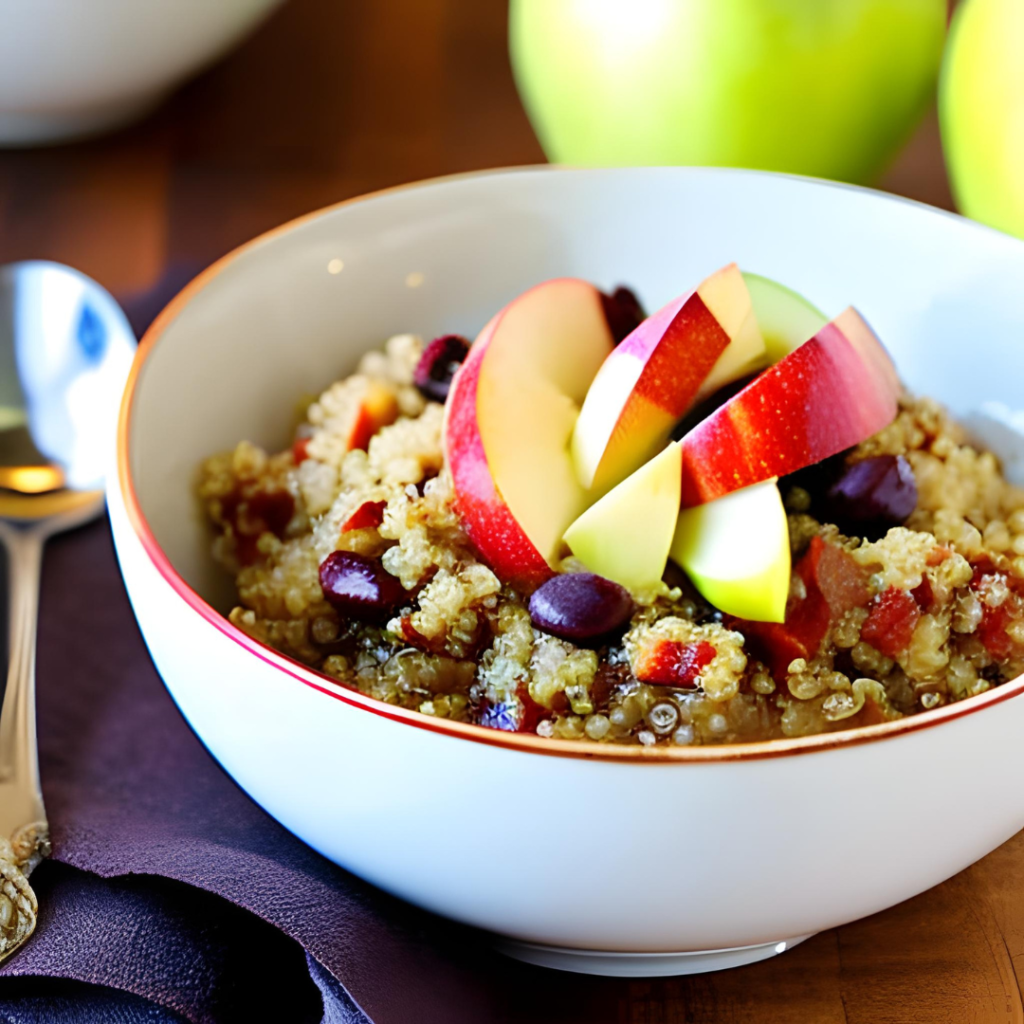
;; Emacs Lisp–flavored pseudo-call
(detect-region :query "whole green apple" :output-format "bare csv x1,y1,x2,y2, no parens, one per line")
509,0,946,184
941,0,1024,239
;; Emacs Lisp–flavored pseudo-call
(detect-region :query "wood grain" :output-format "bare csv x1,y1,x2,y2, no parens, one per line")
0,1,1013,1020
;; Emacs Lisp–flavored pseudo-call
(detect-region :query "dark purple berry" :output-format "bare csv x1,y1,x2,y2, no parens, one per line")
600,285,646,345
528,573,634,644
414,334,470,403
319,551,406,621
819,454,917,539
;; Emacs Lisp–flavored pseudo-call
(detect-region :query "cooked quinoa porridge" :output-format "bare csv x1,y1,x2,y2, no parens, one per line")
198,272,1024,746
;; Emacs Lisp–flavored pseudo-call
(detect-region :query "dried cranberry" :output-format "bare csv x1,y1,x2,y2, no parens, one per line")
516,683,547,733
318,551,406,621
634,639,716,687
978,603,1015,661
861,587,920,659
528,573,633,644
220,488,295,566
340,500,387,533
600,285,646,345
590,662,630,710
292,436,311,464
248,490,295,537
414,334,470,403
818,455,917,539
801,536,871,615
911,577,935,611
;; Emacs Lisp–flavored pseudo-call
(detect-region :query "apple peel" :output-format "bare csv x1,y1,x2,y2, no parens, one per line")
444,279,616,586
571,263,764,497
742,272,827,366
679,307,899,507
564,442,682,591
671,478,790,623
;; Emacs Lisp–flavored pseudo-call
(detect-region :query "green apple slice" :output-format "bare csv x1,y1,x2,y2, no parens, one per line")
670,478,790,622
743,272,827,365
564,442,682,591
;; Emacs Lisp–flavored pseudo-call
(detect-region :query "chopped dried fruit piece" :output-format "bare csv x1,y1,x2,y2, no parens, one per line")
347,383,400,451
517,683,547,733
802,536,871,615
967,567,1023,661
292,436,311,463
414,334,470,403
220,488,295,540
977,603,1014,661
341,500,387,533
733,614,827,683
245,489,295,537
219,487,296,565
633,639,716,687
861,587,920,660
912,576,935,611
392,615,443,653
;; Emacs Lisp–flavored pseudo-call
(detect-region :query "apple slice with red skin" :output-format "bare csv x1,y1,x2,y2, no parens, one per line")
679,307,900,507
444,278,616,586
571,263,764,497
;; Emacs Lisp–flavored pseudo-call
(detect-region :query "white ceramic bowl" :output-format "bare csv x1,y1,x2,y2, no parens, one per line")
0,0,284,146
109,168,1024,977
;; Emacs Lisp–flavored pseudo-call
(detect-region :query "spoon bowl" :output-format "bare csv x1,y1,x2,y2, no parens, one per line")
0,261,135,515
0,260,135,962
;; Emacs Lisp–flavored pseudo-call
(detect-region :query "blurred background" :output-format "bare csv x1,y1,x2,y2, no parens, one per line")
4,0,1019,315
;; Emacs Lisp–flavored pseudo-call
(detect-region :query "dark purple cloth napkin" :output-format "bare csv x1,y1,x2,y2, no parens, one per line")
0,520,509,1023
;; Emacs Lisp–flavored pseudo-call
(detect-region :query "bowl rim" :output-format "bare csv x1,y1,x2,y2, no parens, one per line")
116,164,1024,764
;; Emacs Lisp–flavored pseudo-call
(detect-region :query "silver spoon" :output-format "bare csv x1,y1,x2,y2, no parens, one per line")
0,261,135,962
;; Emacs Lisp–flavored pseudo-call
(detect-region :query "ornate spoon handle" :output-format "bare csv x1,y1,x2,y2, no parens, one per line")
0,520,49,963
0,839,38,960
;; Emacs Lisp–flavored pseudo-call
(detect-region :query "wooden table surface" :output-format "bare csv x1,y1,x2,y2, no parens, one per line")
0,2,1017,1021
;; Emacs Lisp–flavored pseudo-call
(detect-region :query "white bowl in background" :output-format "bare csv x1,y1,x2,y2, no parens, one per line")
109,167,1024,976
0,0,284,146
